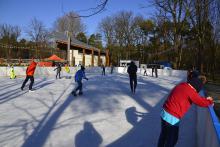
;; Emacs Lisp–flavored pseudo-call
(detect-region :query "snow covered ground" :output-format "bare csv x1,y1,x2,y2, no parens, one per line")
0,73,196,147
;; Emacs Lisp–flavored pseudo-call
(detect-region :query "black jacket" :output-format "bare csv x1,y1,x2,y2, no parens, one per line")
127,63,137,76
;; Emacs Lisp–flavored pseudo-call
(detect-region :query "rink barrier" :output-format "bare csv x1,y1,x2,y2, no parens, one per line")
116,67,187,79
196,90,220,147
0,66,187,78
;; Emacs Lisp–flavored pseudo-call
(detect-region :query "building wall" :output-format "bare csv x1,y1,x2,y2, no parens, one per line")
85,54,92,66
73,50,82,66
71,49,106,67
100,55,106,65
94,56,98,66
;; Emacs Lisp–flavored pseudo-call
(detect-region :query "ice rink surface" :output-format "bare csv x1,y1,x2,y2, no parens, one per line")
0,73,196,147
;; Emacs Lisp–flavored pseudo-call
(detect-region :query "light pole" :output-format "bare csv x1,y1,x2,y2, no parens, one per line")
66,31,71,65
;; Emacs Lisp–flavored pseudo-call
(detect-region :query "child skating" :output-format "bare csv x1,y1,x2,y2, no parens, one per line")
54,63,62,79
9,65,16,79
71,66,88,96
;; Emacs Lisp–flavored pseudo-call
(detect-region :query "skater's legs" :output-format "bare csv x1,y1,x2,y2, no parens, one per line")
78,82,83,93
129,77,133,92
133,76,137,93
165,124,179,147
56,72,58,79
58,72,61,79
29,76,34,90
21,76,30,89
156,70,158,78
73,81,82,93
157,119,179,147
157,119,169,147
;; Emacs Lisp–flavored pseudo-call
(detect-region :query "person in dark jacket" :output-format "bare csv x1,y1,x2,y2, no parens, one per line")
72,66,88,96
101,64,105,76
21,60,37,92
155,64,158,78
157,77,213,147
54,63,62,79
143,66,147,76
110,64,114,74
127,61,138,94
152,65,154,77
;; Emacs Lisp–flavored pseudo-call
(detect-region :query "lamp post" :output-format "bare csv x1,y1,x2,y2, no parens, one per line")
66,31,71,65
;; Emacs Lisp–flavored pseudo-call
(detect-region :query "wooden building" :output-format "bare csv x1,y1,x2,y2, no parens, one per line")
56,38,109,67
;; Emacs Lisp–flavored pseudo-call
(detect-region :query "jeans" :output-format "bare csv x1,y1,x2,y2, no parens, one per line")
73,81,83,93
21,76,34,90
157,118,179,147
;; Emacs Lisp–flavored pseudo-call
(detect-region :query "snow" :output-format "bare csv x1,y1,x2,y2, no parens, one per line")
0,72,196,147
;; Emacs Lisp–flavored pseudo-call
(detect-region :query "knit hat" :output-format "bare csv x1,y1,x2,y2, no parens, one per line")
81,66,85,70
187,77,203,93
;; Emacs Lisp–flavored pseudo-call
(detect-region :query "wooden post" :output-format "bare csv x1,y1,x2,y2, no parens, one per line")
91,49,94,66
105,49,110,66
98,50,101,66
72,50,75,66
67,32,71,65
82,48,85,66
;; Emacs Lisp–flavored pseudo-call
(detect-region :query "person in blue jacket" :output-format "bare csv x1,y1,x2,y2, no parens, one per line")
72,66,88,96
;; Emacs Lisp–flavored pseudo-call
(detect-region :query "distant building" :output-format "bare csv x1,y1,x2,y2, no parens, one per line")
56,38,109,67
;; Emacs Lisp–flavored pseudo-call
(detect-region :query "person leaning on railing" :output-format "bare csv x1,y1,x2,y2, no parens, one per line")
157,76,213,147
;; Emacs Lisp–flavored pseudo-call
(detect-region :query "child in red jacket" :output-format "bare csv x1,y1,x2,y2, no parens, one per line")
21,60,37,92
157,77,213,147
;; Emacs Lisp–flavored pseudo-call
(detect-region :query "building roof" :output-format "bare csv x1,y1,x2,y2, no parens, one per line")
53,32,105,53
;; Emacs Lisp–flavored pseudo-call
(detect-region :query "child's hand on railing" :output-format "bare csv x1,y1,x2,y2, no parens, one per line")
207,96,213,101
207,96,215,106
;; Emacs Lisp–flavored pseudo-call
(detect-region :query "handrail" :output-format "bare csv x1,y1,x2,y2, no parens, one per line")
200,89,220,143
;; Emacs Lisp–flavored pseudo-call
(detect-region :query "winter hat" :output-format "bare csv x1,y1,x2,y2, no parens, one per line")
191,70,200,78
187,77,203,93
81,66,85,70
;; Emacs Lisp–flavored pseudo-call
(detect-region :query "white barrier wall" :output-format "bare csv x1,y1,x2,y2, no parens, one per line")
116,67,187,79
0,67,78,78
0,66,187,79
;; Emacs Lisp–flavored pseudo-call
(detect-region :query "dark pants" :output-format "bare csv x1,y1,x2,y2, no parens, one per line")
73,81,83,94
56,71,61,79
157,119,179,147
144,70,147,76
129,75,137,93
102,70,105,76
21,75,34,90
155,69,158,78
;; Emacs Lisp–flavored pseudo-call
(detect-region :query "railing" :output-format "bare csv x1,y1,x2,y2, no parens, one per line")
196,90,220,147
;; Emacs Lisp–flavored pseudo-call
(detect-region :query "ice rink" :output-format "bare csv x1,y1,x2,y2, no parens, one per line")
0,73,196,147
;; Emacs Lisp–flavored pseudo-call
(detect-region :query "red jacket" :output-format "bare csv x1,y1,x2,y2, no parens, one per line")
26,61,37,76
163,82,213,119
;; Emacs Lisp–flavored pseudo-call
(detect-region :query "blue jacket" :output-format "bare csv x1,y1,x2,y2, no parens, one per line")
75,69,87,82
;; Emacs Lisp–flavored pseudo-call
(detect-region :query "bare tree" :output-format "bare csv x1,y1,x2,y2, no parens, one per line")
0,24,21,42
99,16,115,47
53,11,85,38
27,17,48,43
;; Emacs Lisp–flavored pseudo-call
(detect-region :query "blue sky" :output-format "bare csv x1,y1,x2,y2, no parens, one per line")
0,0,155,38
